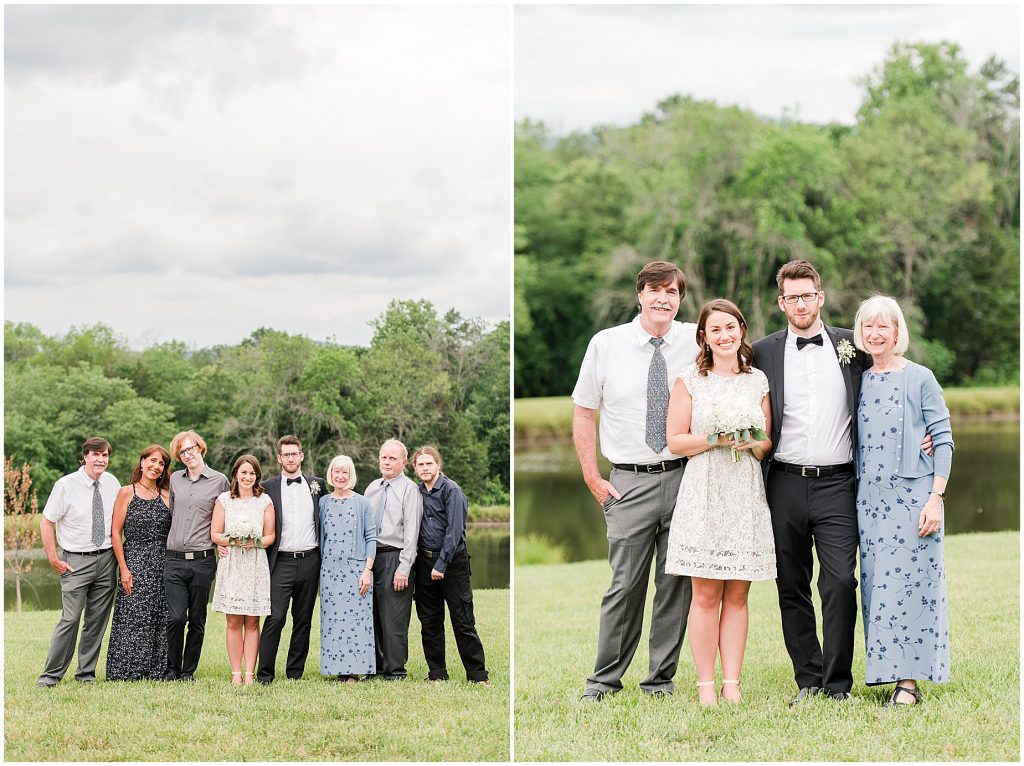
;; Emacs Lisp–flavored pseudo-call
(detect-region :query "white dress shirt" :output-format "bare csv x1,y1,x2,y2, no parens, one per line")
278,475,317,552
572,315,700,465
364,473,422,576
42,466,121,552
775,329,853,465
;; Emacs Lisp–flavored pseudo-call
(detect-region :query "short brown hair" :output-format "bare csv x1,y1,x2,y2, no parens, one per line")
694,299,754,376
81,437,112,458
170,431,207,462
130,445,172,491
229,455,264,499
411,445,443,472
636,261,686,297
775,260,821,292
277,435,302,453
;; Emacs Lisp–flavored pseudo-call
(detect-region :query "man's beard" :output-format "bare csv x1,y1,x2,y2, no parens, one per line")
788,308,819,330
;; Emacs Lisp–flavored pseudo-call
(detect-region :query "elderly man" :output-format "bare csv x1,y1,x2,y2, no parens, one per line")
163,430,229,682
572,260,699,702
364,439,423,680
256,435,327,684
37,437,120,687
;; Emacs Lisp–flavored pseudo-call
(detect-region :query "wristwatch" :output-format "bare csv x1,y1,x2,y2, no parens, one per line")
930,490,946,499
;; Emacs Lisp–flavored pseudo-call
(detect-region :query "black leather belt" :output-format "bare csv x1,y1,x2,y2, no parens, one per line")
612,459,684,474
166,548,216,560
772,460,853,478
64,549,111,556
279,548,318,559
376,544,400,553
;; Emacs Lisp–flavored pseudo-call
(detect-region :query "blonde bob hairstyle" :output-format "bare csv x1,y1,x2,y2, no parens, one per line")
853,295,910,356
325,454,357,490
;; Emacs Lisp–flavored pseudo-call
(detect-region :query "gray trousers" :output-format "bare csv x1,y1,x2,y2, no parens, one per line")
587,465,692,694
372,548,414,678
38,549,117,685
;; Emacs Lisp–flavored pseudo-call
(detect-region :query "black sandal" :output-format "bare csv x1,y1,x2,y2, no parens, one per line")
885,684,922,706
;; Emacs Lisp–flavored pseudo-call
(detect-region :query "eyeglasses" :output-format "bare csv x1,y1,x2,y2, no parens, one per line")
781,292,820,305
279,452,302,459
179,445,199,457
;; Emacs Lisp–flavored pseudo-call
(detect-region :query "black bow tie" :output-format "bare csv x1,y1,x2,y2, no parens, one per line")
796,334,823,350
286,477,303,485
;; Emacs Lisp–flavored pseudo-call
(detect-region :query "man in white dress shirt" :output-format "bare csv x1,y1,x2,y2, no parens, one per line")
572,261,700,701
256,435,326,684
364,439,423,680
37,437,120,687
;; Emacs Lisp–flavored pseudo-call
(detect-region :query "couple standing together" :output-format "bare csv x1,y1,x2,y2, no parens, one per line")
573,259,951,706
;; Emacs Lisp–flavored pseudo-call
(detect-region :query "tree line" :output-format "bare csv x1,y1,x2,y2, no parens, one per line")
515,41,1020,397
4,300,510,507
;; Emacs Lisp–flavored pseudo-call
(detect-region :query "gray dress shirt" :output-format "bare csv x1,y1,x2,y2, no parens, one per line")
363,473,422,576
167,465,230,552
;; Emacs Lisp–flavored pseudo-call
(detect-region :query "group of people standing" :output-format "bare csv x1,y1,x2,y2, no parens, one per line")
36,432,489,688
573,259,952,708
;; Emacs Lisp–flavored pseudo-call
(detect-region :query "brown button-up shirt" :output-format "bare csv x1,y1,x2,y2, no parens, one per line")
167,464,230,552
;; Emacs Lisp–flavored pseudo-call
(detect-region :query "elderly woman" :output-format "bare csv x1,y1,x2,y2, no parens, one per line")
853,295,953,706
318,455,376,682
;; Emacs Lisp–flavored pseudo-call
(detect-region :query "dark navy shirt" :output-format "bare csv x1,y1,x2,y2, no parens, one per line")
417,474,467,574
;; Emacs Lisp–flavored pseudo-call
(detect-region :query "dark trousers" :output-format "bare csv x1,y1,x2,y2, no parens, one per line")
38,550,117,685
163,554,217,678
257,551,320,682
767,467,859,694
588,465,691,694
373,548,415,678
414,547,488,682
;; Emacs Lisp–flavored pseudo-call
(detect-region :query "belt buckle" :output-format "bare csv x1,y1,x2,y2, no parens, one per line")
800,465,820,478
185,552,196,560
646,462,662,474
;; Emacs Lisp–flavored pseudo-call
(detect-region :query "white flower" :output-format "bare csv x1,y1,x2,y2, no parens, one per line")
704,400,767,462
309,481,321,495
837,338,856,366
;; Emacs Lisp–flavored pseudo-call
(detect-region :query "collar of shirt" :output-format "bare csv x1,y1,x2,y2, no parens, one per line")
786,326,827,349
630,314,679,348
419,474,449,495
178,464,218,482
76,466,111,487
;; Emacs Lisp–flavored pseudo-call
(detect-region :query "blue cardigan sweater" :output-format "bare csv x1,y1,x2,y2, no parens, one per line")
855,360,954,481
318,493,377,562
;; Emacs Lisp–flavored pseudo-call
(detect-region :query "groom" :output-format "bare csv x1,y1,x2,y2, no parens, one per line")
752,260,869,703
572,260,699,701
256,435,327,684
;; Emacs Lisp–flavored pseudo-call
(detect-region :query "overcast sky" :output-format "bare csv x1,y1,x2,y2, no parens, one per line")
5,5,511,349
516,4,1020,132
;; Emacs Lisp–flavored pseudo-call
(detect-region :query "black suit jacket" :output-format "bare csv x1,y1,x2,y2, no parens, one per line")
263,473,327,573
751,325,869,486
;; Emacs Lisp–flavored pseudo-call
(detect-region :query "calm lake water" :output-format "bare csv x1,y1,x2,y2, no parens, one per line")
515,419,1020,563
5,524,509,611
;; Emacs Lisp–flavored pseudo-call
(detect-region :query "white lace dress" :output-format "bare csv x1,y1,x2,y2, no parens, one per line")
666,364,777,581
211,492,272,616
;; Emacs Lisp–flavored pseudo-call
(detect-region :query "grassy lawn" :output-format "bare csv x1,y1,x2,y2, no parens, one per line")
6,588,509,761
469,505,510,523
514,531,1018,761
515,388,1019,443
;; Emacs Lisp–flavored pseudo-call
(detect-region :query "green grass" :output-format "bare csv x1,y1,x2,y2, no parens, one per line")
514,531,1018,761
469,505,510,523
514,534,568,566
5,589,509,761
515,388,1020,443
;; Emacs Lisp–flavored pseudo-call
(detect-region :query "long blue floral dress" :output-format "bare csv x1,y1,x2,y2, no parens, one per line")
318,494,376,676
856,369,950,685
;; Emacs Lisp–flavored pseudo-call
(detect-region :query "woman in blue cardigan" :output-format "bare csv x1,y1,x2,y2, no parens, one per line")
853,295,954,706
318,455,376,682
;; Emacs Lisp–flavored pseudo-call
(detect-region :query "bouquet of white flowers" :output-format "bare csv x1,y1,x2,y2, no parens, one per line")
704,400,768,462
224,517,263,550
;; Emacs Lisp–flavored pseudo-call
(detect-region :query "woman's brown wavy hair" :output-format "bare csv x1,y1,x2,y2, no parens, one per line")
130,445,172,491
694,298,754,377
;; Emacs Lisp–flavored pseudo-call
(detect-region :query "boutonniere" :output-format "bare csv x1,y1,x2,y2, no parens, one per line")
309,481,321,495
837,338,856,366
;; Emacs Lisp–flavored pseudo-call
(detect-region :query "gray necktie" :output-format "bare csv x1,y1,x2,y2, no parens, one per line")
91,480,105,548
374,481,390,533
645,337,669,453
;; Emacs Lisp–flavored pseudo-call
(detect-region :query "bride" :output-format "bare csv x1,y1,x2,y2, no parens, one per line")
664,298,776,706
